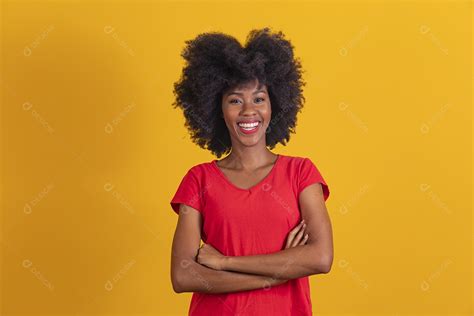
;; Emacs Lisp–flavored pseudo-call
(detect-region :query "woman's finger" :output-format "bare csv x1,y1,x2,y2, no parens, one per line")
294,232,309,247
285,220,304,248
299,233,309,246
288,223,305,248
291,223,306,247
285,220,305,249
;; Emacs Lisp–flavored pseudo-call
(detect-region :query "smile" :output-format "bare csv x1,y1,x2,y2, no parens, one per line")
237,121,261,135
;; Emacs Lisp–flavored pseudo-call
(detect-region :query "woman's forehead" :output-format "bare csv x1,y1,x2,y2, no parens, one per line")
225,80,267,94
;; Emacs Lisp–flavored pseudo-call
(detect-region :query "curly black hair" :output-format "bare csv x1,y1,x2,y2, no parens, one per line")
172,27,306,158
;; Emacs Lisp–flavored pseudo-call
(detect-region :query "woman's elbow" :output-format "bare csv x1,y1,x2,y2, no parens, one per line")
172,262,199,293
171,264,190,293
173,280,184,294
171,271,184,293
305,242,333,275
318,254,333,274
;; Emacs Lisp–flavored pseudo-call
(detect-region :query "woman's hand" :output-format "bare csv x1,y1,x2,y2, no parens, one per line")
261,220,309,286
264,220,309,287
196,220,309,278
285,219,309,249
196,243,227,270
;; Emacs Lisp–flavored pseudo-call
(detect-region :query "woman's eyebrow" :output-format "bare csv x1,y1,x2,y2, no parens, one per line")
226,89,267,96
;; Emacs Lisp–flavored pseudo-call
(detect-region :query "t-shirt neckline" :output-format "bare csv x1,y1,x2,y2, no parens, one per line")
211,154,281,192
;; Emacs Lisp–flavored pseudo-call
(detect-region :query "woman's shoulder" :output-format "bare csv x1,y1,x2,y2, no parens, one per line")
185,159,215,176
277,154,322,176
278,154,311,166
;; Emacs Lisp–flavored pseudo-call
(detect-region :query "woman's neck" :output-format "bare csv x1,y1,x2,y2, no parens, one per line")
218,147,278,171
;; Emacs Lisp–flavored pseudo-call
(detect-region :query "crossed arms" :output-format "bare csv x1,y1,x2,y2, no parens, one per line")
170,182,334,294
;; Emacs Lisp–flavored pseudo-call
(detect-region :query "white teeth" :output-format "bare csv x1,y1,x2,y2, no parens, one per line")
238,122,259,128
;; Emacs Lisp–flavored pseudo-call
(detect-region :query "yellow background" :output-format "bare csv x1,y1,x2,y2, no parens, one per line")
1,0,472,315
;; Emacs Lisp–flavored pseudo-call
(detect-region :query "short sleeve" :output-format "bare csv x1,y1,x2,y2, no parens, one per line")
170,168,204,215
298,158,330,201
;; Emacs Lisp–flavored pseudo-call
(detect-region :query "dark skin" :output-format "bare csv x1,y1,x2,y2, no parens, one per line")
217,78,277,183
171,78,333,293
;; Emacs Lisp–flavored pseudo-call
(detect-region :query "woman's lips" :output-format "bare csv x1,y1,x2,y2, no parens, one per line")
237,121,261,135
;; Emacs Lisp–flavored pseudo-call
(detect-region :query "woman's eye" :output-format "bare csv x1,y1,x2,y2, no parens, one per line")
229,98,264,104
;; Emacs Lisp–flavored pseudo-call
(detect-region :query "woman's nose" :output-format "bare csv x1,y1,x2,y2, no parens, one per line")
241,100,256,113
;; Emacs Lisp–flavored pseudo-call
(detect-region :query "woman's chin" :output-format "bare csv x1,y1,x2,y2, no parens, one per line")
234,131,264,146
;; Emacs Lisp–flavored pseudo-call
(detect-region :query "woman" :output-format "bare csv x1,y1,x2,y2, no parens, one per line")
170,27,333,315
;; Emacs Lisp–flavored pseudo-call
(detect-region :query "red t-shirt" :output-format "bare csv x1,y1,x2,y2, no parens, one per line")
170,154,330,316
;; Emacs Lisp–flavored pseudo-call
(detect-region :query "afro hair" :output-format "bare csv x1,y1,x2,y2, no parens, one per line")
172,27,306,158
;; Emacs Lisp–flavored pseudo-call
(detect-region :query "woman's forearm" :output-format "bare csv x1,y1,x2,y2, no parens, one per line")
174,258,287,294
222,244,331,280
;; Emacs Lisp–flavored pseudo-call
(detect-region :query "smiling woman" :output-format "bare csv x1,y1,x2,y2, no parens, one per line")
221,79,271,140
170,27,333,316
172,27,306,158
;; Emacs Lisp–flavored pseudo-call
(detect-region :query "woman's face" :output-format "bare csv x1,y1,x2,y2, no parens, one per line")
221,79,271,148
